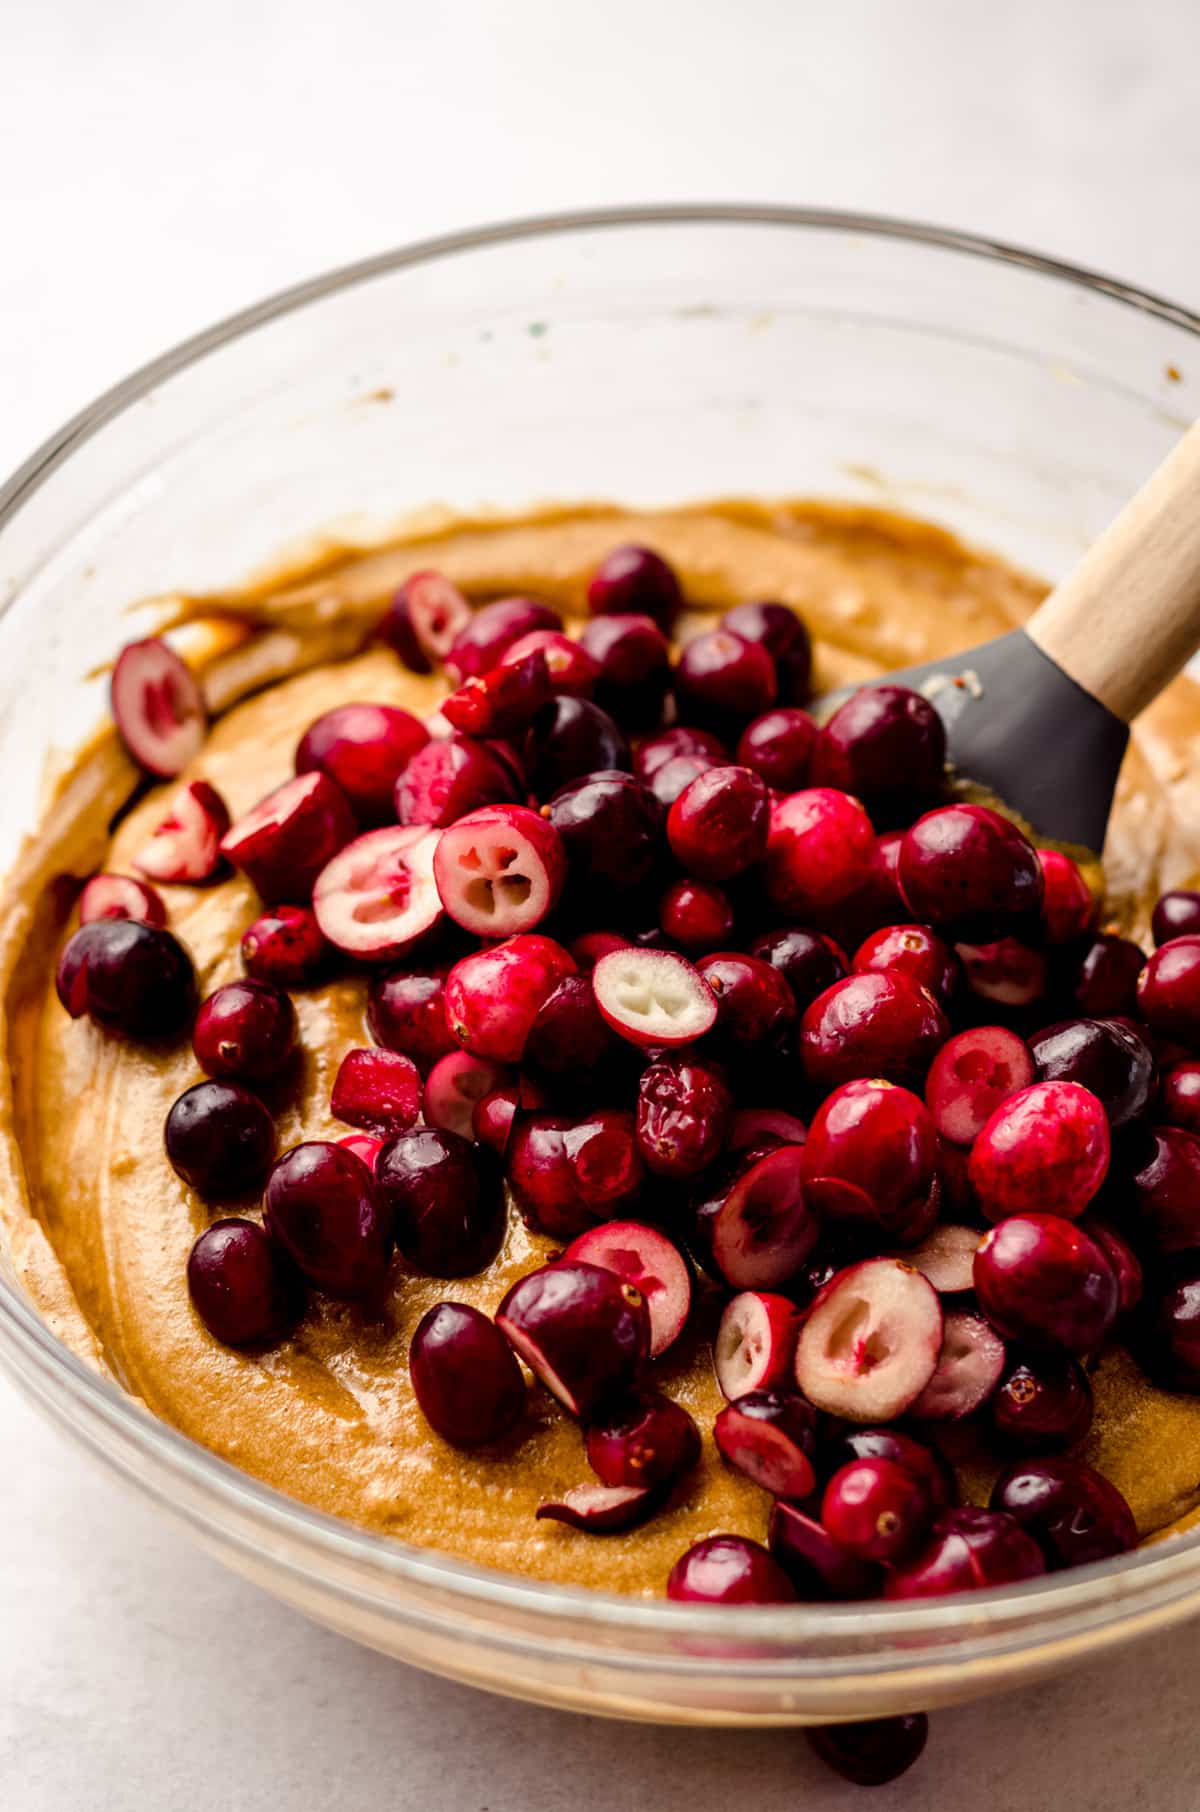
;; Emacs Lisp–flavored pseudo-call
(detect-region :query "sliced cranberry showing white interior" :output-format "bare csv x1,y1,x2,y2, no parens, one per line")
896,1222,982,1294
591,947,717,1048
433,804,566,937
110,637,207,778
534,1483,662,1533
563,1220,692,1358
957,938,1047,1008
768,1501,881,1599
714,1290,801,1399
382,570,472,672
713,1390,819,1499
222,772,356,903
78,874,166,927
134,779,231,883
423,1050,511,1142
794,1258,943,1422
909,1309,1006,1422
697,1145,817,1290
312,825,443,959
925,1025,1035,1146
727,1107,808,1154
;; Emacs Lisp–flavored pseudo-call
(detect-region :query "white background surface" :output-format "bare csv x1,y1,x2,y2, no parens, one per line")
2,2,1199,1805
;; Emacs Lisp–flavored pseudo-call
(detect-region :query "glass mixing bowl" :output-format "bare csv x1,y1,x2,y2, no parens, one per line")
1,207,1198,1726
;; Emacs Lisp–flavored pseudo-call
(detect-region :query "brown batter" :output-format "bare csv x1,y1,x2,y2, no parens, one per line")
3,498,1200,1594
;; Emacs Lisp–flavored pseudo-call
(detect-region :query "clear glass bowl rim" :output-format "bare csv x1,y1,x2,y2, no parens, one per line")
3,203,1200,1662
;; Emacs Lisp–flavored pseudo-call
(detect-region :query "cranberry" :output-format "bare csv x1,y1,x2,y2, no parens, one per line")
1038,850,1097,944
635,726,729,785
578,613,671,728
636,1053,732,1178
666,1535,795,1605
910,1309,1006,1420
134,779,230,883
894,1222,981,1293
795,1258,943,1422
695,1146,817,1290
1137,934,1200,1042
845,827,908,935
442,650,552,739
221,772,356,902
1127,1125,1200,1255
988,1354,1094,1454
1161,1059,1200,1134
507,1110,643,1239
673,628,776,737
241,904,326,988
433,803,566,937
568,929,631,971
821,1428,957,1512
591,947,717,1048
800,971,948,1090
821,1456,934,1562
721,601,812,703
537,1483,663,1532
1081,1217,1143,1316
925,1025,1034,1145
526,697,631,797
164,1079,275,1197
852,923,959,1005
713,1389,818,1499
958,936,1048,1009
294,703,426,825
585,1391,700,1489
445,596,562,683
991,1457,1137,1569
187,1219,302,1347
312,825,443,960
587,544,682,630
443,933,576,1062
735,708,817,793
546,770,661,896
749,926,846,1012
78,873,167,928
338,1132,383,1171
807,1715,928,1788
502,628,598,699
55,920,196,1039
727,1107,809,1154
497,1260,649,1419
525,974,614,1075
969,1081,1110,1223
409,1301,526,1445
1067,933,1146,1017
192,979,296,1083
884,1506,1046,1598
423,1050,511,1141
802,1078,936,1229
766,787,875,921
697,951,796,1051
898,803,1043,942
973,1214,1118,1353
768,1502,881,1599
563,1220,691,1358
667,765,770,882
110,636,206,777
646,752,725,811
812,684,946,818
367,968,455,1072
1140,1270,1200,1390
263,1141,392,1298
330,1048,421,1136
375,1127,504,1277
713,1291,801,1399
658,878,734,952
380,570,471,673
395,735,521,828
1034,1020,1154,1134
1153,889,1200,946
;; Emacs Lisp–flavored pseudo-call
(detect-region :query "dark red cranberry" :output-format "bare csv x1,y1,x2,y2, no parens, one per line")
749,926,846,1012
1153,889,1200,946
442,650,552,739
545,770,662,895
1067,933,1146,1017
496,1260,650,1418
587,544,683,630
884,1506,1046,1598
735,708,817,792
821,1456,935,1562
673,628,776,737
659,878,734,952
644,751,725,810
379,569,471,673
925,1025,1034,1146
524,974,614,1075
844,827,908,935
578,613,671,729
1038,850,1097,944
988,1355,1095,1454
991,1457,1137,1569
55,920,196,1040
1137,934,1200,1043
585,1391,700,1488
295,702,427,825
693,1145,817,1291
164,1080,275,1196
667,765,770,881
187,1219,302,1347
526,697,630,796
375,1127,503,1276
811,684,946,818
367,968,455,1072
409,1301,526,1445
853,923,959,1005
444,933,576,1063
1030,1017,1156,1130
241,904,326,988
807,1715,928,1788
507,1110,643,1239
800,971,948,1090
697,951,797,1051
968,1081,1110,1223
1128,1125,1200,1255
973,1214,1118,1353
801,1078,936,1229
263,1142,392,1298
445,596,562,683
821,1428,956,1512
1139,1270,1200,1390
634,726,729,784
395,735,521,828
768,1502,882,1599
1161,1059,1200,1134
192,979,296,1083
220,772,356,902
1082,1218,1142,1316
666,1534,795,1604
635,1053,732,1178
766,787,875,921
898,804,1042,942
721,601,812,703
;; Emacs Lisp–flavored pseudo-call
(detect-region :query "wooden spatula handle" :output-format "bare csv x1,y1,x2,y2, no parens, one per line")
1026,416,1200,722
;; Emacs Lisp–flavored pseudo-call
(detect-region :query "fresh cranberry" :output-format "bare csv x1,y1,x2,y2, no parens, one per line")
1127,1125,1200,1255
673,629,776,737
749,926,847,1012
644,753,724,811
546,770,662,896
337,1132,383,1171
433,803,566,937
1030,1016,1155,1131
526,697,630,797
524,975,614,1075
721,601,812,703
192,979,296,1083
635,1053,732,1178
164,1079,275,1196
585,1392,700,1489
1153,889,1200,946
133,779,230,883
800,971,948,1090
821,1427,956,1512
667,765,770,882
695,1145,817,1291
375,1127,504,1276
395,735,521,828
898,804,1043,942
658,878,734,952
577,612,671,728
634,726,729,785
812,685,946,818
409,1301,525,1445
1136,934,1200,1042
910,1309,1006,1420
443,934,576,1062
241,904,325,988
445,597,562,684
591,946,717,1048
988,1355,1094,1454
1161,1059,1200,1134
294,703,426,825
502,628,598,699
1038,850,1097,944
957,936,1048,1009
506,1110,643,1239
330,1048,421,1136
924,1024,1034,1146
712,1389,818,1499
903,1222,981,1293
844,827,908,935
666,1535,795,1604
1067,933,1146,1017
78,873,167,928
442,650,552,739
735,708,817,793
568,929,631,971
110,636,206,777
497,1260,649,1418
563,1220,692,1358
380,570,471,672
807,1715,928,1788
55,920,196,1039
263,1141,392,1298
795,1258,943,1421
768,1502,881,1599
714,1291,801,1399
187,1219,302,1347
801,1078,937,1231
884,1507,1046,1598
221,772,356,902
821,1456,934,1562
423,1051,510,1141
853,923,959,1004
974,1214,1118,1352
367,968,455,1072
991,1457,1137,1569
1081,1217,1143,1315
766,787,875,921
587,544,682,630
537,1483,663,1532
1140,1270,1200,1389
969,1081,1110,1223
312,825,443,960
697,951,796,1051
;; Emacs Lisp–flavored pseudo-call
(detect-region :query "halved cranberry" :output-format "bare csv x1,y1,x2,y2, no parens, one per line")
910,1310,1006,1421
164,1079,275,1196
507,1110,643,1238
433,804,566,937
800,971,948,1090
853,924,959,1005
1161,1060,1200,1134
502,628,598,700
987,1354,1094,1454
263,1141,392,1298
674,628,776,737
811,685,946,818
496,1260,649,1418
898,804,1043,942
444,933,576,1063
471,1079,544,1154
1153,889,1200,946
78,874,166,928
526,698,631,797
713,1291,801,1399
726,1107,809,1154
331,1048,421,1135
713,1389,818,1499
667,766,770,881
1137,934,1200,1043
312,824,443,960
537,1483,664,1533
991,1457,1137,1569
884,1507,1046,1598
376,1126,504,1276
667,1535,795,1604
735,708,817,793
821,1427,957,1512
969,1081,1109,1224
807,1715,929,1788
380,570,472,672
134,779,230,883
395,734,521,828
957,936,1048,1009
445,596,562,683
1067,932,1147,1017
585,1391,700,1489
899,1223,981,1294
973,1214,1118,1353
337,1132,383,1171
55,920,196,1039
696,951,796,1052
187,1219,302,1347
1140,1271,1200,1390
562,1221,691,1357
766,788,876,921
110,637,206,777
1038,850,1097,944
367,968,455,1071
749,926,847,1012
722,601,812,703
768,1502,880,1599
821,1455,935,1562
193,978,296,1083
442,650,552,738
658,878,734,953
222,772,356,903
295,703,427,825
1128,1125,1200,1255
409,1301,526,1445
695,1146,817,1290
635,726,729,785
635,1053,732,1178
1030,1017,1156,1130
423,1050,510,1141
591,947,717,1048
241,904,326,988
801,1078,936,1230
925,1025,1034,1146
795,1259,943,1421
578,613,671,728
587,544,682,630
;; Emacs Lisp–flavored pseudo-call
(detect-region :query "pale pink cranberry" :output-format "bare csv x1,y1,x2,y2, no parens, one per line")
193,979,296,1082
395,735,522,828
990,1457,1137,1570
423,1051,511,1141
765,787,876,921
496,1260,650,1419
713,1389,818,1499
408,1301,525,1445
697,951,796,1051
433,803,566,937
811,685,946,817
380,570,471,673
591,947,717,1048
821,1456,935,1562
1069,933,1146,1016
585,1392,701,1489
587,544,682,631
884,1506,1046,1598
331,1048,421,1135
909,1310,1007,1421
445,596,562,683
658,878,734,952
925,1025,1035,1146
1137,934,1200,1043
263,1141,392,1299
713,1290,801,1399
694,1146,817,1290
1153,889,1200,946
899,1223,981,1294
1161,1059,1200,1134
110,637,206,777
667,765,770,881
312,825,443,960
636,1053,732,1178
794,1258,943,1421
444,934,575,1063
749,926,847,1011
442,650,552,738
667,1535,795,1605
852,924,959,1004
721,601,812,703
898,803,1043,942
79,874,166,928
367,968,455,1072
241,904,326,988
187,1219,302,1348
1127,1126,1200,1255
634,726,729,784
800,971,948,1090
801,1079,937,1230
735,707,817,793
1038,850,1097,944
973,1214,1118,1353
578,613,671,728
674,629,776,736
563,1220,692,1357
536,1483,663,1533
295,703,427,825
969,1081,1110,1222
502,628,598,698
337,1132,383,1172
222,772,356,902
375,1126,505,1277
134,779,231,883
957,936,1047,1008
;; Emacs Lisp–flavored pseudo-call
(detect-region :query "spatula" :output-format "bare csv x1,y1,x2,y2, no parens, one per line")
824,418,1200,851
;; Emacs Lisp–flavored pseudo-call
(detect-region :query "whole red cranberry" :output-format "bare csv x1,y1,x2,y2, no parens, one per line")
667,765,770,881
635,726,729,784
697,951,797,1051
735,707,817,792
884,1507,1045,1597
721,601,812,703
187,1219,303,1347
991,1457,1137,1569
636,1053,733,1177
1082,1218,1143,1316
445,597,562,683
1160,1060,1200,1134
578,613,671,729
766,787,876,922
443,934,576,1063
843,827,908,935
644,751,726,810
1067,933,1146,1017
800,971,948,1090
546,770,662,896
1030,1017,1156,1130
507,1110,644,1239
1140,1270,1200,1390
409,1301,526,1445
1136,934,1200,1043
666,1535,795,1604
587,544,682,630
749,926,847,1011
1152,889,1200,946
807,1715,928,1788
673,629,776,736
987,1354,1094,1454
192,979,296,1083
263,1141,392,1298
395,735,521,828
524,974,614,1075
376,1127,504,1276
973,1214,1118,1353
295,702,427,825
853,923,959,1005
241,904,326,988
821,1427,956,1512
585,1391,701,1489
659,878,734,952
56,920,196,1040
801,1078,937,1229
1128,1126,1200,1255
526,697,630,797
1038,850,1097,944
821,1456,935,1563
811,684,946,819
367,968,456,1072
968,1081,1110,1223
898,803,1042,942
164,1079,275,1197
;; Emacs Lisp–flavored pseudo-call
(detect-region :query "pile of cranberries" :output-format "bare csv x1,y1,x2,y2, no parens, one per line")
58,543,1200,1786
